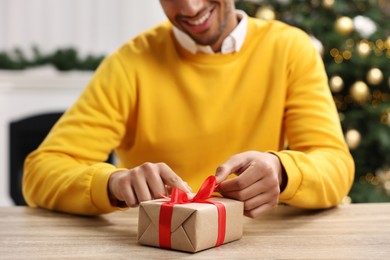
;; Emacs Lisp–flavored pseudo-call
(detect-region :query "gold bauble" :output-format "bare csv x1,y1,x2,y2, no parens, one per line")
255,6,276,21
357,41,371,57
350,81,370,103
345,129,361,150
322,0,335,9
366,68,384,85
385,36,390,49
335,16,354,36
329,75,344,93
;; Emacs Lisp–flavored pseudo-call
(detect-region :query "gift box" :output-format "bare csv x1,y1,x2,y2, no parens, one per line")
137,176,244,253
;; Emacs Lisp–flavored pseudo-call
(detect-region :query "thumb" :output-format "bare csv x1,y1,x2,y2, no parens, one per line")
215,164,233,184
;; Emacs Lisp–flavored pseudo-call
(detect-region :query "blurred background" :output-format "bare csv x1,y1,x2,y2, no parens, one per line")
0,0,166,68
234,0,390,204
0,0,167,206
0,0,389,205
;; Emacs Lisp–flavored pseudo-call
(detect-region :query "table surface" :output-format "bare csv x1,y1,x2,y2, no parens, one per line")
1,203,389,259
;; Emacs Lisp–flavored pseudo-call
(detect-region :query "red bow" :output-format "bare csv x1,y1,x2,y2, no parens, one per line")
158,176,226,249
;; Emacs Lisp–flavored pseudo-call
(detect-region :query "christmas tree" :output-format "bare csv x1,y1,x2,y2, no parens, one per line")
235,0,390,203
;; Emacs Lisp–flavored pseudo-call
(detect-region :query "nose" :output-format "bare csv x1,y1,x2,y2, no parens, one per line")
179,0,203,17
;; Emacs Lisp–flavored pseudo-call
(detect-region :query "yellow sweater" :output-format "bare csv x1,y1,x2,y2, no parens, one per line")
23,18,354,215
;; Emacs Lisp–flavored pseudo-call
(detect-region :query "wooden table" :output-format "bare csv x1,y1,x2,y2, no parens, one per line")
1,203,389,259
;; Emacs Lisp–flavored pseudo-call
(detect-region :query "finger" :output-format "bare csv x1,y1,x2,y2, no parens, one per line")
159,164,192,193
132,175,153,202
218,161,263,192
242,191,279,211
184,181,193,193
108,170,141,207
245,203,276,218
219,179,266,201
120,184,138,207
165,185,172,195
144,172,167,199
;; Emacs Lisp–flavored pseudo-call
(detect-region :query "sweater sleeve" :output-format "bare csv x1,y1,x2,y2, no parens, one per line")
273,28,355,208
23,52,134,215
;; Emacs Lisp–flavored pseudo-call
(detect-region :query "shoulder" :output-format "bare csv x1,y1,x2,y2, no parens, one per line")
245,17,319,63
248,17,313,48
98,21,174,71
119,21,173,57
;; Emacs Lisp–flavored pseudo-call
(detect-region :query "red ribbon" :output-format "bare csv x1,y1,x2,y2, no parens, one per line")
158,176,226,249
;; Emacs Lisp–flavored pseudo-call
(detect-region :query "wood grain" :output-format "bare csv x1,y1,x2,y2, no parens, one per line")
1,203,389,259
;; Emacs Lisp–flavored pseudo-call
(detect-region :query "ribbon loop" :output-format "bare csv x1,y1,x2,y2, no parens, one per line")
159,175,226,249
192,176,217,201
169,188,190,204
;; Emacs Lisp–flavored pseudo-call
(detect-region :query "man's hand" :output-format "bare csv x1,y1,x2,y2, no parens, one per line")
108,162,192,207
215,151,286,218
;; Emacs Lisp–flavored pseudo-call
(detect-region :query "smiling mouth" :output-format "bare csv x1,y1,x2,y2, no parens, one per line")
186,11,211,26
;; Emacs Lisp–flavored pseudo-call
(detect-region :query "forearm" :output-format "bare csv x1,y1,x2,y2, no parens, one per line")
275,148,354,208
22,53,135,215
23,150,125,215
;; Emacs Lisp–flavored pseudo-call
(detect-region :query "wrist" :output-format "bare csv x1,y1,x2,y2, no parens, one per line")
268,152,288,192
279,166,287,192
107,175,128,208
108,190,127,208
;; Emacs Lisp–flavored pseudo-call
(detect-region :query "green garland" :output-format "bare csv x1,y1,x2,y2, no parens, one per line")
0,47,105,71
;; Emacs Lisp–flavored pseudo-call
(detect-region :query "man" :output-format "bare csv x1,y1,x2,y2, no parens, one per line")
23,0,354,218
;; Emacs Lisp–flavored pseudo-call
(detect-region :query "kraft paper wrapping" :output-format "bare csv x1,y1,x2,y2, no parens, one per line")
137,197,243,253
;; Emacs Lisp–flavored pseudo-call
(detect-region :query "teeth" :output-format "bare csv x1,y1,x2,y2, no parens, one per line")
188,12,210,26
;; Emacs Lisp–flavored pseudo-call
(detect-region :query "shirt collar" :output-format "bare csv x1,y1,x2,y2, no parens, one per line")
173,10,248,54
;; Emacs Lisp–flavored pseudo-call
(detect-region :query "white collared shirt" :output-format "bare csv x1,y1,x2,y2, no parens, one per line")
173,10,248,54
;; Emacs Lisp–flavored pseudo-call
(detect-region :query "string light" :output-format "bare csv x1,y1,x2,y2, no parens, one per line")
365,173,374,183
376,39,385,50
385,36,390,49
346,39,355,49
330,48,340,57
374,48,383,56
334,54,344,64
343,50,352,60
376,168,390,195
357,40,371,56
380,109,390,126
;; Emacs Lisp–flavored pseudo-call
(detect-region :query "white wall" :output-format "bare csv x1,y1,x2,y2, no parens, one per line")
0,0,167,56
